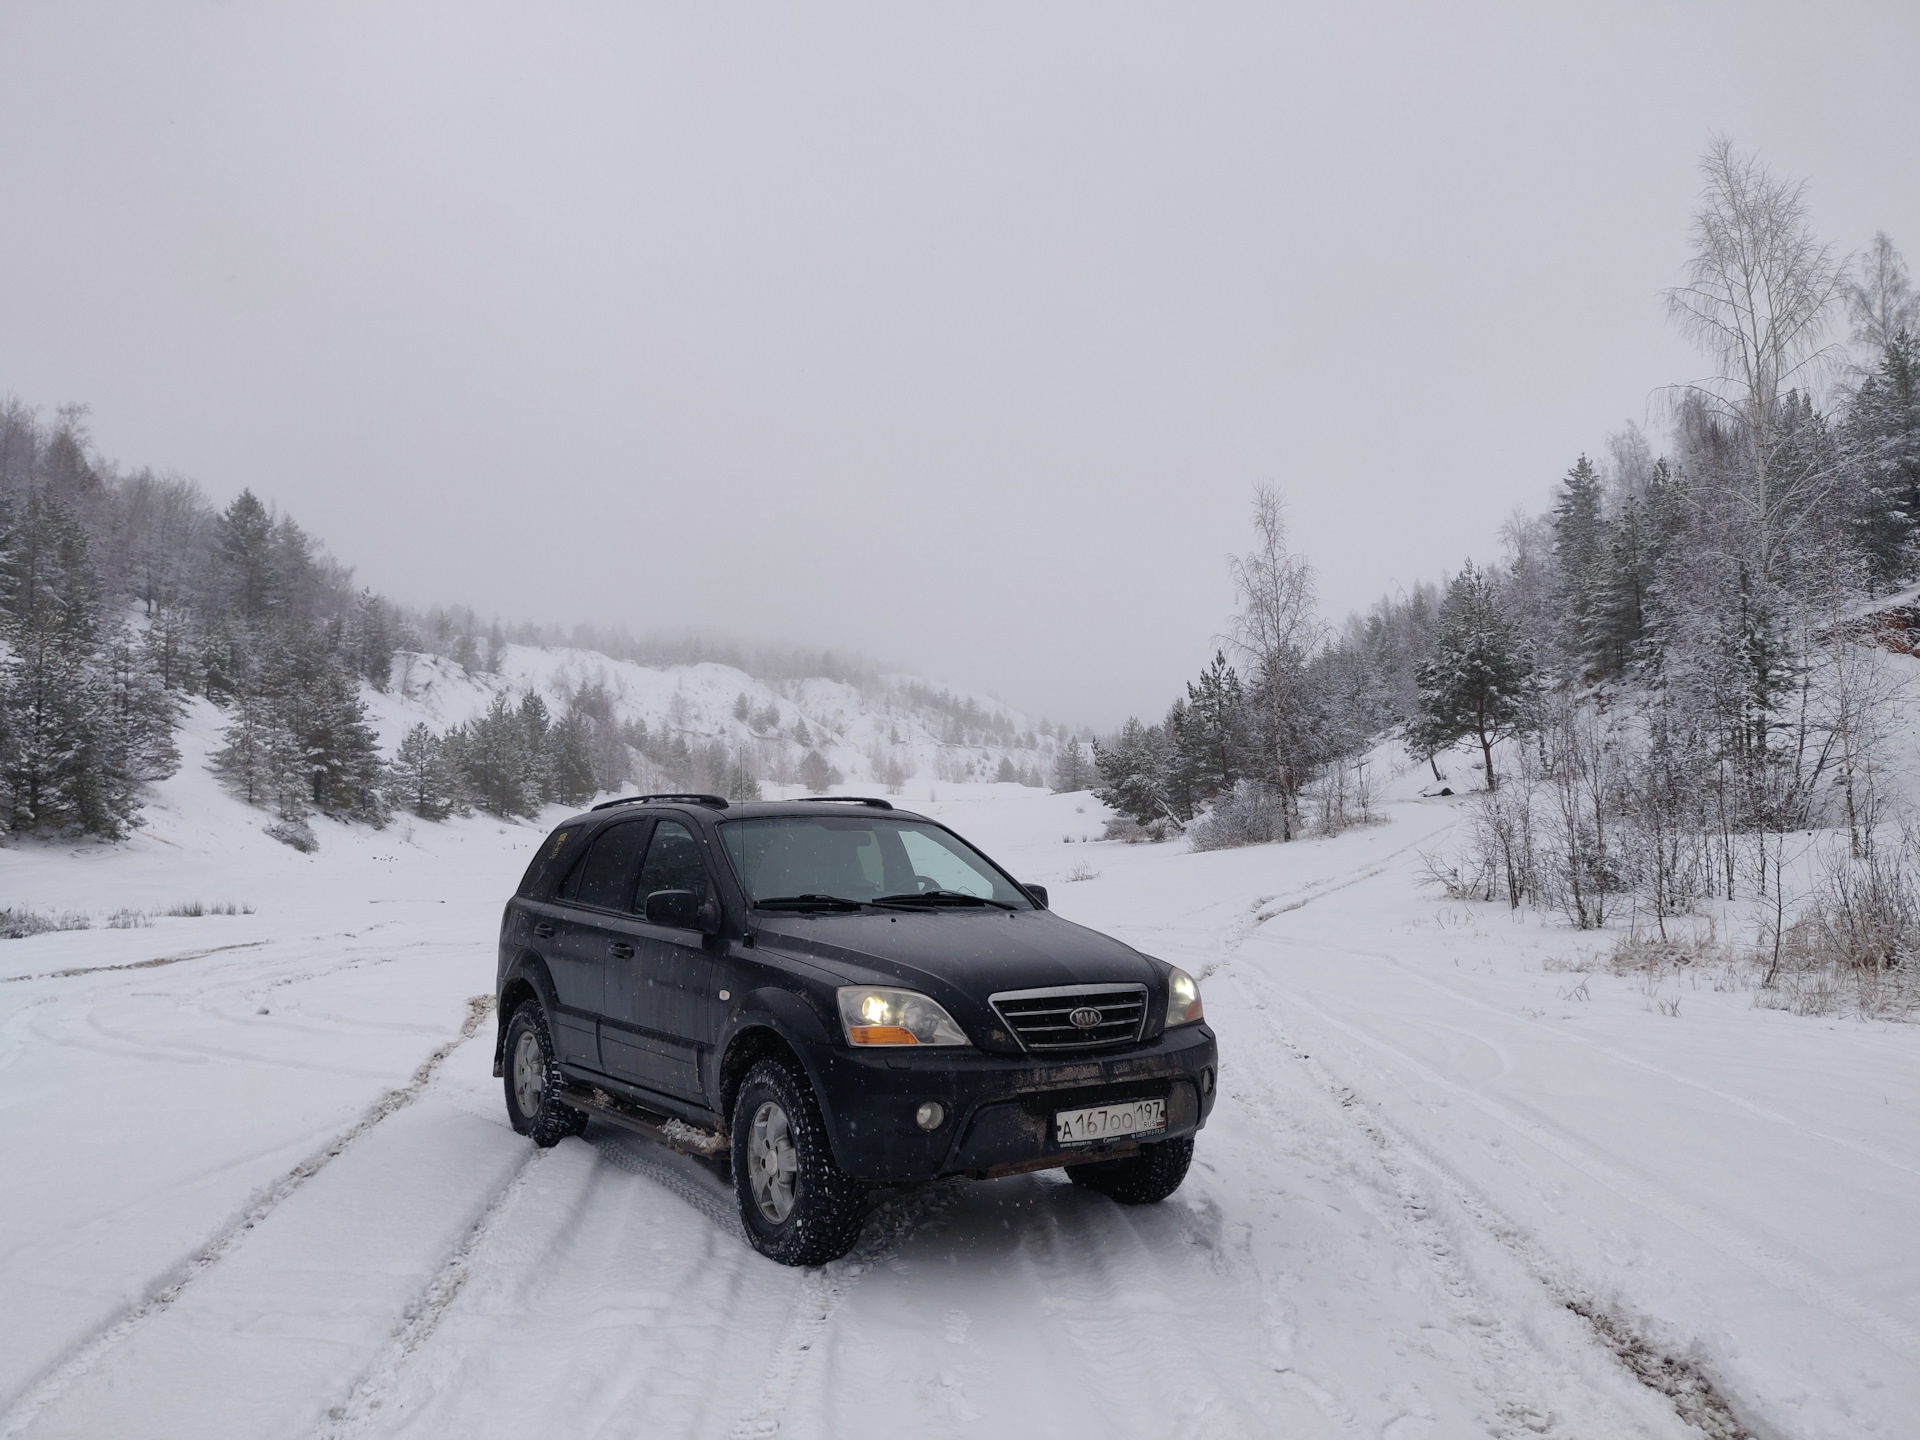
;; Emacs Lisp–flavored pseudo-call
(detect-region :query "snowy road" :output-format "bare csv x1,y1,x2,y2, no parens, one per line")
3,786,1917,1439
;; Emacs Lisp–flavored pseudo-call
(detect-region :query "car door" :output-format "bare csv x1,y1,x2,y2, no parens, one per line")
549,817,652,1071
601,817,716,1102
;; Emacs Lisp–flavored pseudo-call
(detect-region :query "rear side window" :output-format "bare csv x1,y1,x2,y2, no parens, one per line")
561,820,652,910
518,826,578,896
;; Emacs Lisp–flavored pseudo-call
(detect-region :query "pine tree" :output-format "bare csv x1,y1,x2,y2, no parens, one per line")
456,695,537,818
723,748,762,803
544,710,598,806
1844,333,1920,586
1050,738,1093,793
1181,651,1244,801
1550,456,1608,674
799,748,833,794
517,692,553,803
1093,717,1174,824
391,723,462,819
1412,562,1538,791
301,655,388,822
0,491,151,836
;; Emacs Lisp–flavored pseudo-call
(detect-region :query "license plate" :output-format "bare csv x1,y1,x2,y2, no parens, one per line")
1055,1098,1166,1145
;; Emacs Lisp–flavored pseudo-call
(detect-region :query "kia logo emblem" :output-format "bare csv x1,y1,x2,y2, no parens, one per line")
1069,1006,1103,1029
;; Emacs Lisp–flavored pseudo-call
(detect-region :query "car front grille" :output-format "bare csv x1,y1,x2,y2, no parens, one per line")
990,984,1149,1053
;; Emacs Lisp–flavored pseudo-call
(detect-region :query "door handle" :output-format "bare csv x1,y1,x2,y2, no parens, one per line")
532,921,556,939
609,942,635,959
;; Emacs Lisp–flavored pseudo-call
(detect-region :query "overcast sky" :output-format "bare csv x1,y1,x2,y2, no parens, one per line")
4,2,1917,726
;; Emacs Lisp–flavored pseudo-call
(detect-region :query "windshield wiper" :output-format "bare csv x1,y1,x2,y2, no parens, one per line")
753,894,865,912
871,890,1016,911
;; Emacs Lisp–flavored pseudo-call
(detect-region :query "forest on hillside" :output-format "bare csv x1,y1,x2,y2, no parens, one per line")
1096,142,1920,1001
0,415,1074,843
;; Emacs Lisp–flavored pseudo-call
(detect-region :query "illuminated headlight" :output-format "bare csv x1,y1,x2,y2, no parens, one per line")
1167,966,1204,1026
836,987,969,1047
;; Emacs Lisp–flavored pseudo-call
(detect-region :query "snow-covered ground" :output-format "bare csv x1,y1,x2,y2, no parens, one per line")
2,719,1916,1438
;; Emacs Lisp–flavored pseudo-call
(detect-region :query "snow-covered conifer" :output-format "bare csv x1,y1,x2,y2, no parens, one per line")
1412,561,1538,791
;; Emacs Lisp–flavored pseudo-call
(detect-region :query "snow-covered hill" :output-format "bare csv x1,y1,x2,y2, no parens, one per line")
369,644,1073,794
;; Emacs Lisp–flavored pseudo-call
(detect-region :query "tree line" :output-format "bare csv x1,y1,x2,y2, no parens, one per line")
1096,140,1920,944
0,414,1075,841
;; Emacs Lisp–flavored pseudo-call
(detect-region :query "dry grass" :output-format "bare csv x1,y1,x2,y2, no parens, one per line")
0,907,92,940
1546,908,1917,1023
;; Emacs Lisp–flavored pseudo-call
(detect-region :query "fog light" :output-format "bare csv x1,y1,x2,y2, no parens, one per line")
915,1101,945,1131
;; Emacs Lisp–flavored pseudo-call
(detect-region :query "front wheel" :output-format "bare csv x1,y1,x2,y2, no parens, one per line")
503,1002,587,1147
1066,1135,1194,1204
731,1059,866,1266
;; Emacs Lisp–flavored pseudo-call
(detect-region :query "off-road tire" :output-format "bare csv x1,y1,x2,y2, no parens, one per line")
503,1001,588,1147
1065,1135,1194,1204
731,1059,866,1266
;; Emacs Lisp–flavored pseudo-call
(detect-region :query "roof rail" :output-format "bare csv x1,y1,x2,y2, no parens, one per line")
591,792,731,812
793,796,894,810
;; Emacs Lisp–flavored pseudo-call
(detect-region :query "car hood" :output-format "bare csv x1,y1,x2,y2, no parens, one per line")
751,908,1162,1050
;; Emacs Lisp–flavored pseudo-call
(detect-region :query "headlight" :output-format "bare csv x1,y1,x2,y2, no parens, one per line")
836,986,970,1047
1167,966,1204,1026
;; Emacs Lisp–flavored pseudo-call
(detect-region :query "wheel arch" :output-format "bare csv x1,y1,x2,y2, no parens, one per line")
494,952,559,1077
717,1024,809,1128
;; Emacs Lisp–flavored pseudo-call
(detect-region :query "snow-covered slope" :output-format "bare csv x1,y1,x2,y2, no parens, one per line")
367,644,1070,791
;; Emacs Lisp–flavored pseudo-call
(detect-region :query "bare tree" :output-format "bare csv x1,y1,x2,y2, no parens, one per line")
1664,138,1848,580
1226,486,1326,838
1846,231,1918,358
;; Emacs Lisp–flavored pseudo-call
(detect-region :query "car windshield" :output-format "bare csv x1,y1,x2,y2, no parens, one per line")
719,815,1033,909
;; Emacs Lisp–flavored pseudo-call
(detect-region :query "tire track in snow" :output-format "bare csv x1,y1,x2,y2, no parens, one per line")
0,939,272,984
315,1147,546,1439
1214,819,1458,966
19,940,473,1076
1219,977,1588,1437
0,993,497,1435
590,1128,747,1242
1300,931,1920,1185
1271,1021,1760,1440
1273,979,1920,1364
725,1181,964,1439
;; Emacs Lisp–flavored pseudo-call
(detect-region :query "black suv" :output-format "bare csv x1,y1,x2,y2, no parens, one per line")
494,794,1218,1265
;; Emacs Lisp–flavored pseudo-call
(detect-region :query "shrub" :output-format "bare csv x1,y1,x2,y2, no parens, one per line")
265,817,318,853
0,908,92,939
1188,780,1284,851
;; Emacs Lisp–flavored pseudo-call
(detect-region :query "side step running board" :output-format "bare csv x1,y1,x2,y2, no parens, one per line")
559,1084,729,1160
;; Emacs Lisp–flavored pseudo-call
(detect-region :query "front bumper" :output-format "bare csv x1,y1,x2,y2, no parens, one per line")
804,1023,1218,1183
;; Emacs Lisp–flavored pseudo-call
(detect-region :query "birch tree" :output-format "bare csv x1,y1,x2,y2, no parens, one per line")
1665,138,1848,582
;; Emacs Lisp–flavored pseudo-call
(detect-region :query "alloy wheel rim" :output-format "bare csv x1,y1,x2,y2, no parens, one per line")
513,1029,545,1117
749,1100,798,1223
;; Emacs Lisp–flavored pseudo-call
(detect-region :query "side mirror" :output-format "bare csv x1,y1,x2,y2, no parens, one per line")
643,889,699,928
1023,883,1049,910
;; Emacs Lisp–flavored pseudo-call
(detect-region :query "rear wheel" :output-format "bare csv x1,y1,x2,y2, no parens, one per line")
731,1059,866,1266
503,1002,587,1147
1066,1135,1194,1204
